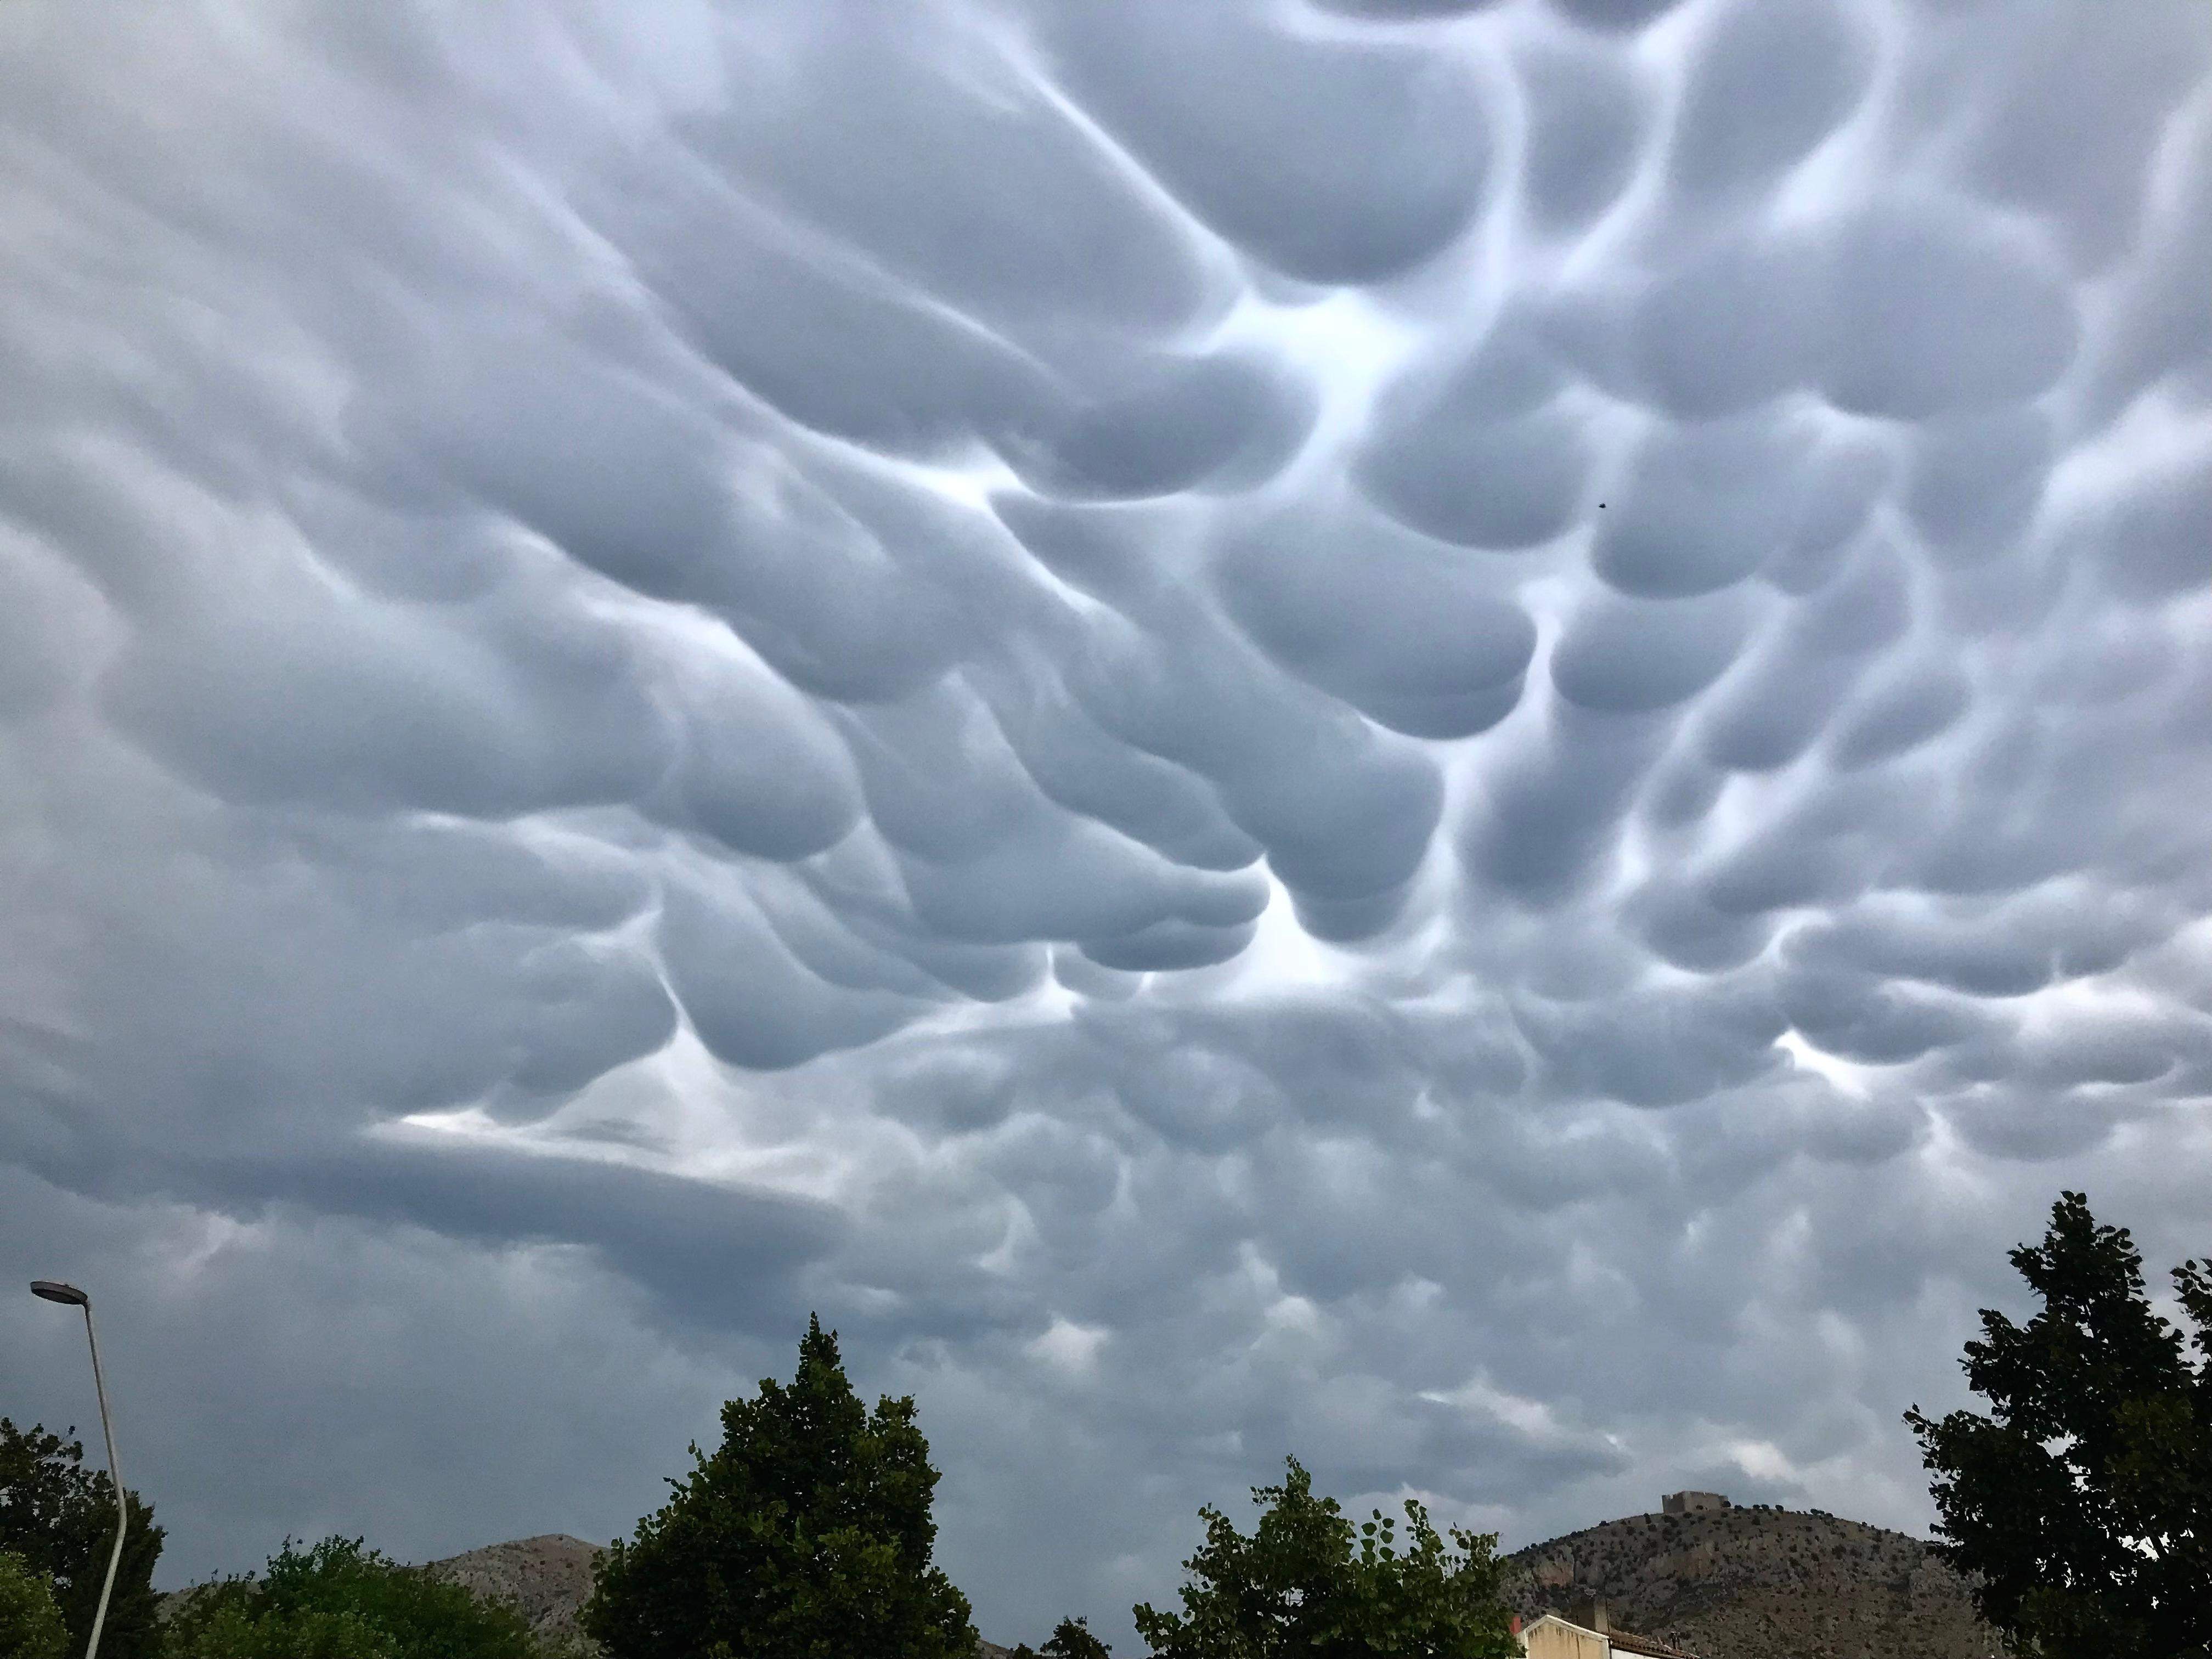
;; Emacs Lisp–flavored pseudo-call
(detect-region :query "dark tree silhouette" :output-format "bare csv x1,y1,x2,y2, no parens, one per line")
584,1315,977,1659
1907,1192,2211,1656
0,1418,165,1659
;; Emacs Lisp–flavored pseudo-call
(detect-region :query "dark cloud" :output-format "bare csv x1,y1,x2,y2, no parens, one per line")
3,1,2210,1654
1667,0,1874,204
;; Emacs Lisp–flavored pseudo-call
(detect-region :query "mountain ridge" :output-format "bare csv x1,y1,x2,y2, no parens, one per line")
162,1503,2001,1657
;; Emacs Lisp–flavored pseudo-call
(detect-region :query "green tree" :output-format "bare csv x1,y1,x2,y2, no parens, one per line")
1042,1613,1113,1657
1906,1192,2212,1657
1011,1615,1115,1658
0,1418,165,1659
583,1314,977,1659
1133,1457,1520,1658
162,1536,543,1659
0,1547,71,1659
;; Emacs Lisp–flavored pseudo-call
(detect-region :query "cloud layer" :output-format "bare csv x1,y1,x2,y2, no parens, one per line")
3,0,2210,1650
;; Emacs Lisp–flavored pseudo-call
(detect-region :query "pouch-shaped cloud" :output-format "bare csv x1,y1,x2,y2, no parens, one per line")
2,1,2209,1653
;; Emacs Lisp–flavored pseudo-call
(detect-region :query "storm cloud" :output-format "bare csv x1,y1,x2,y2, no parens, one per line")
3,0,2210,1651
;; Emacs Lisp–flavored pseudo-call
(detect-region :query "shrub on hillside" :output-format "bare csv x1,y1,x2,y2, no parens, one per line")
162,1536,545,1659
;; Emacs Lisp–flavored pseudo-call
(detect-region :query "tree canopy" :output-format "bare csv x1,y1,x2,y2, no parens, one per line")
1906,1191,2211,1657
0,1417,165,1659
162,1534,546,1659
1012,1613,1115,1658
0,1547,71,1659
583,1314,977,1659
1133,1457,1520,1658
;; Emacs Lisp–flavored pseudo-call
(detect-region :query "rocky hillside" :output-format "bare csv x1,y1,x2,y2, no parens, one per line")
422,1534,603,1654
1502,1505,2000,1659
418,1536,1026,1656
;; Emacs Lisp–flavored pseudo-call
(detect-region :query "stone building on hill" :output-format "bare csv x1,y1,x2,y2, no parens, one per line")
1661,1492,1730,1516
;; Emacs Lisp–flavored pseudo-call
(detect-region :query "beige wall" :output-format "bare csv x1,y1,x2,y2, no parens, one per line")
1524,1616,1611,1659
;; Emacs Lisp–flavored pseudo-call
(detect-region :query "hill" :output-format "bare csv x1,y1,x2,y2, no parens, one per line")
418,1536,1026,1656
422,1534,603,1654
1502,1504,2000,1659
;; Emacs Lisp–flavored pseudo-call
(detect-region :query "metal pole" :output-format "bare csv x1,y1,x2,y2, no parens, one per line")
78,1300,127,1659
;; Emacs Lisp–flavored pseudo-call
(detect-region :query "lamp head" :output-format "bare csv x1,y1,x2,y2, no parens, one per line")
30,1280,89,1307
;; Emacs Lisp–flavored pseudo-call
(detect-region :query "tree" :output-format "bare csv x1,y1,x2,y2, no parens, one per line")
1906,1191,2212,1657
1013,1614,1115,1658
1042,1613,1114,1657
1133,1457,1521,1658
583,1314,977,1659
0,1418,165,1659
0,1548,70,1659
162,1535,544,1659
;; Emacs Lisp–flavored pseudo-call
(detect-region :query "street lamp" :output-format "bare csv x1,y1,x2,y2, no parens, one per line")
30,1281,129,1659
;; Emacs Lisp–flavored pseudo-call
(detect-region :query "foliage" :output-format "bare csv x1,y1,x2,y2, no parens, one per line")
1133,1457,1521,1658
0,1418,165,1659
583,1314,977,1659
1013,1615,1115,1658
1906,1191,2212,1658
161,1536,543,1659
1043,1613,1114,1657
0,1547,71,1659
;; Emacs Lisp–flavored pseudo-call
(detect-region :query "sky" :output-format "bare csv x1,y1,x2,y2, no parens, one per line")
2,0,2209,1650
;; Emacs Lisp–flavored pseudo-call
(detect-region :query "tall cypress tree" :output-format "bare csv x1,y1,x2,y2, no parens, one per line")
585,1316,977,1659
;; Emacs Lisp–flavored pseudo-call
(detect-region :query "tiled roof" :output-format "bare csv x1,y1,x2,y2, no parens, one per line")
1603,1627,1698,1659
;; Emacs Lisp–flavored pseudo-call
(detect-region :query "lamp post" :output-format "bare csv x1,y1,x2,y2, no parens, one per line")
30,1282,128,1659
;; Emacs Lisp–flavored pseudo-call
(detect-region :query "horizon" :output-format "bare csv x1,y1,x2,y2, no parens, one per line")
5,0,2210,1654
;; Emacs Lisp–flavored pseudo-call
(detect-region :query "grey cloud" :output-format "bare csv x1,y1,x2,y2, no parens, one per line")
1551,587,1762,713
1827,662,1973,769
2053,440,2212,603
1630,235,1821,419
4,2,2212,1654
1549,0,1687,31
1668,0,1874,204
235,1139,844,1329
1948,2,2209,272
1516,37,1652,232
685,18,1215,340
1904,407,2053,567
1355,321,1596,549
1000,351,1318,502
1468,702,1679,902
1592,413,1819,597
1041,2,1493,283
1215,504,1538,737
658,877,939,1069
1818,198,2080,416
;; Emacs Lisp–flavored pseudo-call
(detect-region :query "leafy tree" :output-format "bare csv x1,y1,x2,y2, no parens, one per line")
583,1314,977,1659
1042,1613,1113,1657
0,1418,165,1659
0,1547,71,1659
1013,1614,1115,1658
1133,1457,1520,1658
1906,1191,2212,1657
162,1536,544,1659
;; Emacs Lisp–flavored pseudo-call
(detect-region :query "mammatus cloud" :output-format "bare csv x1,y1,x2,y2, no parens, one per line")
2,0,2209,1650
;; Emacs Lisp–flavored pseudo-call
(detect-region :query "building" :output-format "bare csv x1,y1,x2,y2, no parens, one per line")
1660,1491,1730,1515
1519,1603,1700,1659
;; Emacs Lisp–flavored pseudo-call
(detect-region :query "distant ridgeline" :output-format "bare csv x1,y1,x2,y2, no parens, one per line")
1501,1495,2000,1659
161,1500,1997,1659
